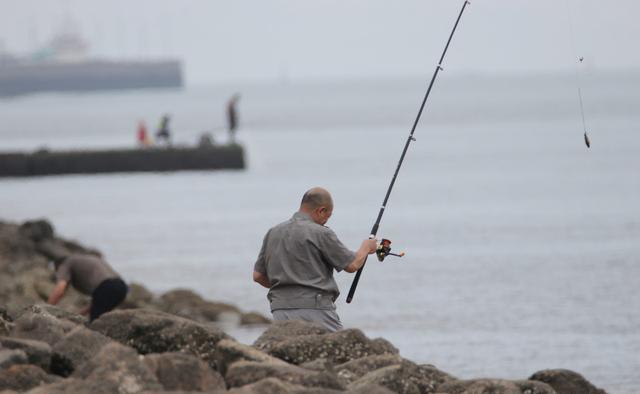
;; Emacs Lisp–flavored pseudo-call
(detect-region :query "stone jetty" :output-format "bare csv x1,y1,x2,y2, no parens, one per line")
0,218,608,393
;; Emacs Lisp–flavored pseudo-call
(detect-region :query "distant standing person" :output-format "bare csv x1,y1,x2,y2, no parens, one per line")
137,120,149,147
46,253,128,322
156,114,172,146
252,187,377,331
226,94,240,144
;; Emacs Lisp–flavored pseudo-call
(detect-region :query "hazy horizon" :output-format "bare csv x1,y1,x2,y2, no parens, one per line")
1,0,639,85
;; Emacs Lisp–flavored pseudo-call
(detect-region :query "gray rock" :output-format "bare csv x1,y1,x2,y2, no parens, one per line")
349,360,454,394
157,288,241,324
119,282,156,309
335,353,403,384
225,360,345,390
72,342,163,393
253,320,330,353
515,380,558,394
0,221,46,275
10,304,81,346
143,352,226,392
0,349,28,369
226,377,342,394
349,384,398,394
24,378,120,394
529,369,607,394
0,315,12,336
51,326,114,376
0,364,61,392
0,337,51,370
90,308,230,370
19,220,54,243
215,338,288,375
266,328,399,365
436,379,523,394
240,312,271,325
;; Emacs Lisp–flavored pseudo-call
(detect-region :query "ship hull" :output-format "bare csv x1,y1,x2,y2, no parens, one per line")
0,60,183,96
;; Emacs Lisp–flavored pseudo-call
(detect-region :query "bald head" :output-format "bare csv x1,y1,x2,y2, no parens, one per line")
299,187,334,225
300,187,333,209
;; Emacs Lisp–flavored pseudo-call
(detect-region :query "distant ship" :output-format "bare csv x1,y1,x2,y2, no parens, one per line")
0,31,183,97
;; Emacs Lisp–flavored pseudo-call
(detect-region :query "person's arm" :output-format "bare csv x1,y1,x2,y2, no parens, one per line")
47,280,68,305
253,271,271,288
79,304,90,316
344,239,378,273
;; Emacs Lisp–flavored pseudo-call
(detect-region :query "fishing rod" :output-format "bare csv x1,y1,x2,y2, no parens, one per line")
347,0,471,304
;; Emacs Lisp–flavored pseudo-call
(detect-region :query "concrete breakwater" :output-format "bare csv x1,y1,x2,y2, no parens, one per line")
0,144,245,177
0,219,609,394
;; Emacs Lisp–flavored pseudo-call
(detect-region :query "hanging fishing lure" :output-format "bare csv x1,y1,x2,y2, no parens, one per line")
566,1,591,149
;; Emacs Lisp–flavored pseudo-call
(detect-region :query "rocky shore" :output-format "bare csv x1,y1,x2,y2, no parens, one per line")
0,218,608,394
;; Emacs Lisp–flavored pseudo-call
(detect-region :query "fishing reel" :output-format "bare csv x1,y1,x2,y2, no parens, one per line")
376,238,405,262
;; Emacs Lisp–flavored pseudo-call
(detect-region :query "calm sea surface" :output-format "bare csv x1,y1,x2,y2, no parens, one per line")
1,74,639,393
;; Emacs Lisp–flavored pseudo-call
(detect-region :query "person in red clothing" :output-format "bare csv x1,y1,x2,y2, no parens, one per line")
137,121,148,147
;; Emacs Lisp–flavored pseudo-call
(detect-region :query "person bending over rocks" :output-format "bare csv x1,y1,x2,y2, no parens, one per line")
47,253,128,322
253,187,377,331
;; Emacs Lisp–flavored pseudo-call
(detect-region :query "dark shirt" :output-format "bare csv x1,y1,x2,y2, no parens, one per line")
56,254,120,295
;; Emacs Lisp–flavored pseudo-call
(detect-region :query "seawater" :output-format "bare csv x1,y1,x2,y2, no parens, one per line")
1,74,639,393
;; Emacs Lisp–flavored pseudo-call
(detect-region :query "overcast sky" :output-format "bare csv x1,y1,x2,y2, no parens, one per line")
1,0,638,85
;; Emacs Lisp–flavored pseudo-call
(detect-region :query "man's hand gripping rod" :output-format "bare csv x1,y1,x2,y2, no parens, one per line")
346,0,470,303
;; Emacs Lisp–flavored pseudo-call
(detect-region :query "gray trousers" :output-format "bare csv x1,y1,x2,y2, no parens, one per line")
272,308,343,332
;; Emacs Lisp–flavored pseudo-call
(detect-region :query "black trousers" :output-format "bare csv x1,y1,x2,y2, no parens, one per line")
90,278,128,322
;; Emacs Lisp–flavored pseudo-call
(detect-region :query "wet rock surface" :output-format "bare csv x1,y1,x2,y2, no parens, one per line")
529,369,608,394
0,364,61,392
0,337,51,370
143,351,226,392
90,308,230,370
0,218,610,393
265,326,399,365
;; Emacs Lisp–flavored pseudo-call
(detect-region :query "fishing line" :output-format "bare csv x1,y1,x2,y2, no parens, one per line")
564,0,591,148
346,0,471,303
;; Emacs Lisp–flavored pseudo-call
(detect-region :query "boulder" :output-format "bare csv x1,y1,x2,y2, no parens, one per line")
156,288,242,324
0,337,51,370
240,312,271,325
90,308,230,370
225,360,345,390
227,377,346,394
72,342,163,393
266,328,399,365
335,353,403,384
24,378,120,394
0,308,12,336
529,369,607,394
119,282,155,309
215,338,288,375
10,304,82,346
50,326,114,376
0,221,46,275
18,220,54,243
0,364,60,392
436,379,525,394
142,352,226,392
515,380,558,394
0,349,28,369
253,320,331,353
349,360,454,394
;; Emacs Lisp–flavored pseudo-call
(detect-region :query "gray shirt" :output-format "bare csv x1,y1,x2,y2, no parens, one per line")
56,254,120,295
254,211,356,311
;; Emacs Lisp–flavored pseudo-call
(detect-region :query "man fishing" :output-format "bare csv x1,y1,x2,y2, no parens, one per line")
252,187,377,331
